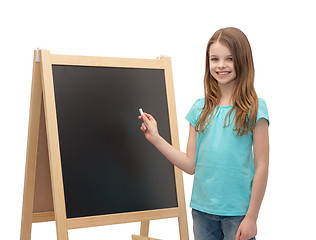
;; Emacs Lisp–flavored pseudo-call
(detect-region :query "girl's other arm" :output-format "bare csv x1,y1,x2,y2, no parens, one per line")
236,118,269,240
138,112,197,175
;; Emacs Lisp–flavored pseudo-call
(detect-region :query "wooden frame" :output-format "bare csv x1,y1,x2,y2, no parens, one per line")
20,50,189,240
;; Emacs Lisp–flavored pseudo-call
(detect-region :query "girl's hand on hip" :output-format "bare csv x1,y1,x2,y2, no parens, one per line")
235,217,257,240
138,112,160,144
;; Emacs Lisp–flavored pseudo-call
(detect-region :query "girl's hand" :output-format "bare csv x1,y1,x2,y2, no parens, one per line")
235,217,257,240
138,112,160,144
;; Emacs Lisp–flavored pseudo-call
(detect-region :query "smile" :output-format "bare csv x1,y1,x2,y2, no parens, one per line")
217,71,231,76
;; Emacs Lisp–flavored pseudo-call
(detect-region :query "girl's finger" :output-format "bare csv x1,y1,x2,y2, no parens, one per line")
142,122,147,131
235,228,241,240
144,112,153,120
141,113,151,125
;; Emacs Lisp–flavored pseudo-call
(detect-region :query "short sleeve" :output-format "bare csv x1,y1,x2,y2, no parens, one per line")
257,98,269,126
185,98,204,127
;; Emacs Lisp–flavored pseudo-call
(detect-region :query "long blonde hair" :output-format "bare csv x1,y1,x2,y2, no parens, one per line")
195,27,258,136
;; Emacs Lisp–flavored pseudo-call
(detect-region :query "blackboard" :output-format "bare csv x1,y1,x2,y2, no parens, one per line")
52,65,178,218
21,51,189,239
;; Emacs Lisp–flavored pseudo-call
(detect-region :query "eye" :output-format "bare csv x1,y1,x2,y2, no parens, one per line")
227,57,233,61
210,58,218,62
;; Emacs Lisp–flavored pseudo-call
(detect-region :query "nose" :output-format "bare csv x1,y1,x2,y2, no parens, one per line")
218,60,226,68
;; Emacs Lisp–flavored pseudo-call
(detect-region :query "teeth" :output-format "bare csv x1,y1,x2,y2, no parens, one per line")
218,72,229,75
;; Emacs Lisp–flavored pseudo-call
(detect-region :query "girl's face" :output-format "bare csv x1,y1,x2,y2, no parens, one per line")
209,41,236,87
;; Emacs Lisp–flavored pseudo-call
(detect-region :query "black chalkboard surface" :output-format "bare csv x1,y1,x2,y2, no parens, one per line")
52,65,178,219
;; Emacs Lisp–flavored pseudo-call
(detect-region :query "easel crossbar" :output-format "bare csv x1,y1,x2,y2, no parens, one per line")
50,54,164,69
67,207,180,230
132,235,161,240
32,211,55,223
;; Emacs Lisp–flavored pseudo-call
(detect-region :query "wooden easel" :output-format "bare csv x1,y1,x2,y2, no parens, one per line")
20,49,189,240
132,233,161,240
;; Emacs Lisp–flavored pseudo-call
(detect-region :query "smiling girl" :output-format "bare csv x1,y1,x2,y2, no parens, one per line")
139,27,269,240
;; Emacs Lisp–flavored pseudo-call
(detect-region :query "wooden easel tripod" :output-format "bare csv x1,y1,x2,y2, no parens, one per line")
20,49,189,240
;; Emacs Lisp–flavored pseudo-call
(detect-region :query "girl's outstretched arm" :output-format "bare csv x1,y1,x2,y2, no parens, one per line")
138,112,197,175
236,118,269,240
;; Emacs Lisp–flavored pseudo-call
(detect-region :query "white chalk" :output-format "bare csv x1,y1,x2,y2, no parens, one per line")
139,108,147,127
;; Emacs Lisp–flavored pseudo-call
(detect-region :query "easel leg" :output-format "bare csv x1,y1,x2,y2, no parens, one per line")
178,215,190,240
131,220,161,240
20,53,42,240
40,49,69,240
140,220,150,237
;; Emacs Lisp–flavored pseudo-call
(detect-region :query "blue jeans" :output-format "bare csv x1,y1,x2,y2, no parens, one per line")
192,209,256,240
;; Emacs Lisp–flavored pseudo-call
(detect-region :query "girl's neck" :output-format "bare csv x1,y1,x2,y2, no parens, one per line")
218,81,235,106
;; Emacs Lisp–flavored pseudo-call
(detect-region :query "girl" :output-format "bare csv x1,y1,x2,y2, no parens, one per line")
138,27,269,240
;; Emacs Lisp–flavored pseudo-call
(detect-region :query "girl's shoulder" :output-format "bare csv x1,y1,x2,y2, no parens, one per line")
192,98,205,108
257,98,269,125
258,98,267,106
258,98,268,112
186,98,205,127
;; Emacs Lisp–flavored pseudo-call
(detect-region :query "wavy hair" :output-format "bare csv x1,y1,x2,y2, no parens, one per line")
195,27,258,136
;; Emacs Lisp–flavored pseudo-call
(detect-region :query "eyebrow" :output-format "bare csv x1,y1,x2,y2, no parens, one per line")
210,55,233,57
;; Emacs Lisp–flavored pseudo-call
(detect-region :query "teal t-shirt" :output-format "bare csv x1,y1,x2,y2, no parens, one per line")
185,98,269,216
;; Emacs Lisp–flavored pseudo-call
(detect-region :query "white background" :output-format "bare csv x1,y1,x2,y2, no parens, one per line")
1,0,315,239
